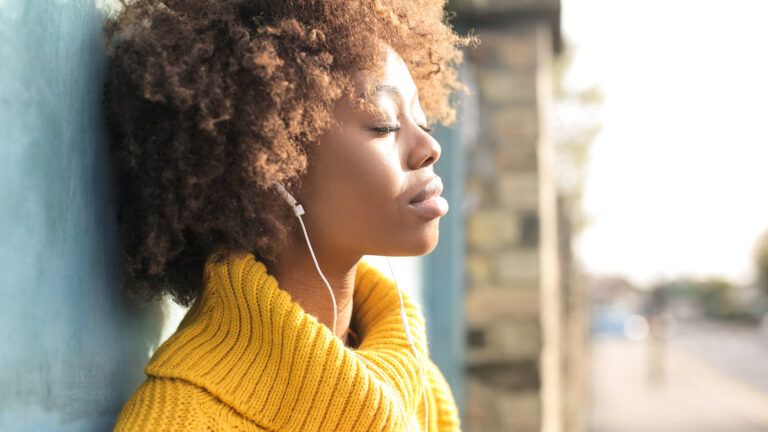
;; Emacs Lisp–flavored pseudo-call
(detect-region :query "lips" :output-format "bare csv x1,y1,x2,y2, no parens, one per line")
409,176,444,204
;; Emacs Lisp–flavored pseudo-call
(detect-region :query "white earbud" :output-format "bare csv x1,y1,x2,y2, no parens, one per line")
272,181,428,432
274,182,305,216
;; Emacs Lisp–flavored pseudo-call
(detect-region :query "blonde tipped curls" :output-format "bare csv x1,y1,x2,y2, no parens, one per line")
101,0,476,306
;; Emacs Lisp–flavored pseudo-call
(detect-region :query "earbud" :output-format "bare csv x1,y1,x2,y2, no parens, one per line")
274,182,305,216
273,180,427,432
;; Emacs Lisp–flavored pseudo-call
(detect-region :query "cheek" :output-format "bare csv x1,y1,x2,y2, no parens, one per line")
341,145,440,256
302,132,403,241
341,142,403,222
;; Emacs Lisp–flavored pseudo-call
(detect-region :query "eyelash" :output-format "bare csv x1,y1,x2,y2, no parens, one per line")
370,124,433,134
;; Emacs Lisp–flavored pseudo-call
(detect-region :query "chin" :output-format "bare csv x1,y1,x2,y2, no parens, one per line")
417,227,440,255
391,223,441,256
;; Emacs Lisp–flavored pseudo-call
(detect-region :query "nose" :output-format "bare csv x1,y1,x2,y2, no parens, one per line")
407,127,441,170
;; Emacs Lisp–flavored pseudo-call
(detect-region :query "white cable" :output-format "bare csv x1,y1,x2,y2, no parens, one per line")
295,211,338,337
386,257,429,432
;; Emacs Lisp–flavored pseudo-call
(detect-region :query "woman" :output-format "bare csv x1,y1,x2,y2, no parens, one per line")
102,0,474,430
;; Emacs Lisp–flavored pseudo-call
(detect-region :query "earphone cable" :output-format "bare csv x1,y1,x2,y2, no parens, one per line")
386,257,429,432
296,213,338,336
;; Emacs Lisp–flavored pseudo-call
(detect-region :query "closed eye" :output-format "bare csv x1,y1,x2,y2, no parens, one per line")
369,123,432,135
370,124,401,134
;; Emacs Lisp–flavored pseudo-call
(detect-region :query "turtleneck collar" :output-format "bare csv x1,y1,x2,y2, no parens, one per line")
144,250,430,431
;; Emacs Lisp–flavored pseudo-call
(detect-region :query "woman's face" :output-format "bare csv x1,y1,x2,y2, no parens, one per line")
295,46,447,259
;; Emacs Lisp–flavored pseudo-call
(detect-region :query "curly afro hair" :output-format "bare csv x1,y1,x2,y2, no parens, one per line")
101,0,476,306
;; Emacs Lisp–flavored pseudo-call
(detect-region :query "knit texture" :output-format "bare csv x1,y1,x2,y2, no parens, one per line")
114,251,461,431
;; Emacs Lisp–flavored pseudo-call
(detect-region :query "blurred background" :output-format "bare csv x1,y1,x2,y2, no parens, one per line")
428,0,768,431
1,0,767,431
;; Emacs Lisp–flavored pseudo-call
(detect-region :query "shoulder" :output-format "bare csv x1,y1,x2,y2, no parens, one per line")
423,358,462,431
113,377,270,432
113,378,203,431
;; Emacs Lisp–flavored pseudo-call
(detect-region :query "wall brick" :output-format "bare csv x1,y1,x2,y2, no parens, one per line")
469,359,541,391
478,70,538,106
492,106,539,141
467,376,543,432
465,177,494,209
466,376,501,430
467,210,520,250
498,172,539,210
497,35,539,69
497,391,542,432
467,147,499,182
468,320,541,363
496,247,540,286
497,138,539,171
468,30,538,69
465,285,541,326
520,211,540,247
466,254,494,285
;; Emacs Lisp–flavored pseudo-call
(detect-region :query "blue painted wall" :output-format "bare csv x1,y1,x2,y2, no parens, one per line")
422,60,476,423
0,1,164,430
423,115,468,420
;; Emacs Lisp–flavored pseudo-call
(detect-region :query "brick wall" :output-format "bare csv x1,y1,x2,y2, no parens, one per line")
451,1,585,430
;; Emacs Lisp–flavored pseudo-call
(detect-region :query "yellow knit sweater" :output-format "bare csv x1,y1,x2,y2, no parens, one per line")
114,251,461,431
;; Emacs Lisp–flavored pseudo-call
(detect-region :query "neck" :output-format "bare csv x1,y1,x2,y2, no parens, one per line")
268,234,361,340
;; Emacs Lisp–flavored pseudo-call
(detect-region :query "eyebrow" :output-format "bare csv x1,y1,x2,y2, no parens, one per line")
373,84,405,102
365,84,429,125
370,85,414,115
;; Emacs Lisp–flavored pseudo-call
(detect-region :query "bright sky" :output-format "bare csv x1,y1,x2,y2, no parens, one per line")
561,0,768,286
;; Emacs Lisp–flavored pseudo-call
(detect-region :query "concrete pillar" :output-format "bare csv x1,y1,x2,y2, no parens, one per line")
451,1,566,430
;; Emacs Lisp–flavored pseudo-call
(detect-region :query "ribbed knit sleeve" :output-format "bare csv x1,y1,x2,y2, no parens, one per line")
424,358,461,431
114,378,267,431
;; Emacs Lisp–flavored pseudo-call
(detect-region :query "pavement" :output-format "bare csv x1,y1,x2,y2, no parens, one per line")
588,323,768,432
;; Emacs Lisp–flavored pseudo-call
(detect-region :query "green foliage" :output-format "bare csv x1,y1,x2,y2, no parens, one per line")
661,278,757,322
754,228,768,296
551,43,603,234
696,278,740,320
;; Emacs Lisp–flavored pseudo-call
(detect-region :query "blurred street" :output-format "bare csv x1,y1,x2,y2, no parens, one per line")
589,318,768,432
